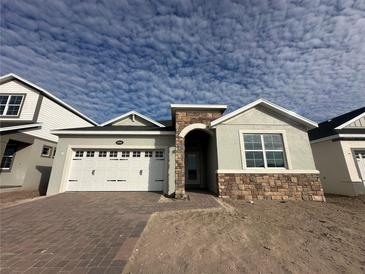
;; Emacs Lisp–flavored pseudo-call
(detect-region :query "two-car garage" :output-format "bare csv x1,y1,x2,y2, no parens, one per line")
66,149,166,192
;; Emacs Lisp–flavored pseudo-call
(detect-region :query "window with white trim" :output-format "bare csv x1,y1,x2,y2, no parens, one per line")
98,151,107,157
75,151,84,157
133,151,141,157
243,133,286,168
0,143,17,169
41,146,52,157
155,151,164,158
144,151,153,158
86,151,95,157
109,151,118,157
0,95,24,116
121,151,130,158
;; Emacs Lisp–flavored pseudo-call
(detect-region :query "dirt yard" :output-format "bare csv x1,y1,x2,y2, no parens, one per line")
124,195,365,274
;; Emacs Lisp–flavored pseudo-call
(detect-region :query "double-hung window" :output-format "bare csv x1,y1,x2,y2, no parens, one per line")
243,133,286,168
0,95,24,116
1,143,17,169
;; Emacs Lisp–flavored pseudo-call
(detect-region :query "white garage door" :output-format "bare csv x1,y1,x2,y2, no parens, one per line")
67,149,166,191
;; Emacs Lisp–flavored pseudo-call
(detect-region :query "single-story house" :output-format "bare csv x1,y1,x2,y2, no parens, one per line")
309,107,365,196
47,99,325,201
0,73,97,194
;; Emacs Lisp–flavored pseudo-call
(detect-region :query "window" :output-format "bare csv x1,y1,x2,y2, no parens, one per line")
133,151,141,157
75,151,84,157
86,151,95,157
121,151,130,158
109,151,118,157
0,95,24,116
155,151,164,158
0,143,17,169
145,151,153,158
98,151,107,157
53,148,57,158
243,133,286,168
41,146,52,157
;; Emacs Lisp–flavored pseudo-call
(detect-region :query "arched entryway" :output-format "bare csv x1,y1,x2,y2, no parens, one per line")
184,129,218,193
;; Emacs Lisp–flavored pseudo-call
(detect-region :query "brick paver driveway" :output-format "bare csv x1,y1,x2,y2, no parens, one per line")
0,191,219,274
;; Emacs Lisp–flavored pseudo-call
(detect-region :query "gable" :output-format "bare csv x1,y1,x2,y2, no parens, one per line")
111,115,157,127
222,105,308,131
344,115,365,129
0,79,40,121
211,99,317,129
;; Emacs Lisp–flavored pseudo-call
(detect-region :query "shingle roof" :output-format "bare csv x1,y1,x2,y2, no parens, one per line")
308,107,365,141
57,125,175,132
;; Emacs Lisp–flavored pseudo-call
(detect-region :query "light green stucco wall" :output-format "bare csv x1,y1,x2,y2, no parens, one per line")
47,134,175,195
216,106,316,171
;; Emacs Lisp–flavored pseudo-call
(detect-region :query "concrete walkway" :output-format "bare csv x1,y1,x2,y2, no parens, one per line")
0,191,219,274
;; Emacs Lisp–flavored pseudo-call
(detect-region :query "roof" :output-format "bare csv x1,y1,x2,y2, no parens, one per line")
0,73,97,126
210,98,318,129
100,110,165,127
0,123,42,133
55,125,175,132
309,106,365,141
52,125,175,136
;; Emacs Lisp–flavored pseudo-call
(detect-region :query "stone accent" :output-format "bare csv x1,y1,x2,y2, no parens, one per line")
217,173,325,201
175,110,222,199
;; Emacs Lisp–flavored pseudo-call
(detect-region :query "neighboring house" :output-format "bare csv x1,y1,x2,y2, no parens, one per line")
0,74,97,194
309,107,365,196
47,99,325,201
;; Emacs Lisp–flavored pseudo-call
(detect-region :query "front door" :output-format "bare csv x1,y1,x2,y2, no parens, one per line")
186,151,201,186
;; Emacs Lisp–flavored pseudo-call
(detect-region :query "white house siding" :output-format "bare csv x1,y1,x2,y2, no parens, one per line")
345,115,365,128
0,80,39,121
28,97,93,142
216,106,317,171
47,135,175,195
112,115,155,126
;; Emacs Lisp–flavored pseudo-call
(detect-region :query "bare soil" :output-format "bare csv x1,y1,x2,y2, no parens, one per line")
124,195,365,274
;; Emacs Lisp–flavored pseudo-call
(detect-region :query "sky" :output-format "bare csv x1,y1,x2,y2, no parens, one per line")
1,0,364,124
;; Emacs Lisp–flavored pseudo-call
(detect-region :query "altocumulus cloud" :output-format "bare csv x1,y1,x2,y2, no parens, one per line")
1,0,365,123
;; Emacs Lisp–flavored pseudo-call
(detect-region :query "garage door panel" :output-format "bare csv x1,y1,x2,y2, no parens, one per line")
67,149,165,192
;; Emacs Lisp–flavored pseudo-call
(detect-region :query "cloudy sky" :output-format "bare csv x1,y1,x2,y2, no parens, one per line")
1,0,364,123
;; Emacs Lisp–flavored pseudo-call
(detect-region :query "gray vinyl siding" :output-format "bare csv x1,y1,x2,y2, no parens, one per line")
345,115,365,128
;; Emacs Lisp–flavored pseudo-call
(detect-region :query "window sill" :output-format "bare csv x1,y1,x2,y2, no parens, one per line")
217,169,320,174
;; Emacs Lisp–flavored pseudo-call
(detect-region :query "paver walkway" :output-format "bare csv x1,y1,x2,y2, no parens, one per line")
0,191,219,273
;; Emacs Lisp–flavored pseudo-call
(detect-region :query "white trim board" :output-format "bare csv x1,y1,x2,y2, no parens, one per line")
52,130,175,135
211,98,318,129
310,134,365,144
0,73,97,126
335,112,365,129
100,110,165,127
217,169,320,174
0,123,42,132
171,104,227,110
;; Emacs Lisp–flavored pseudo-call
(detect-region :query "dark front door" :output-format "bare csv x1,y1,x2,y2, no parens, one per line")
186,150,201,187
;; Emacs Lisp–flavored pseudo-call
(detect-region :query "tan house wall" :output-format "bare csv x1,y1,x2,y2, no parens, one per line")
311,139,365,195
0,133,55,193
216,106,317,171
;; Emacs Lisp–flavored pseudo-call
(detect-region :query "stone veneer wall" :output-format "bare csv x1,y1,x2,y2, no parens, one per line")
175,110,222,198
217,173,325,201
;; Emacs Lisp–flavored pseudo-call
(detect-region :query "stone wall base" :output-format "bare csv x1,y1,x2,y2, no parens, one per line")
217,173,325,201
